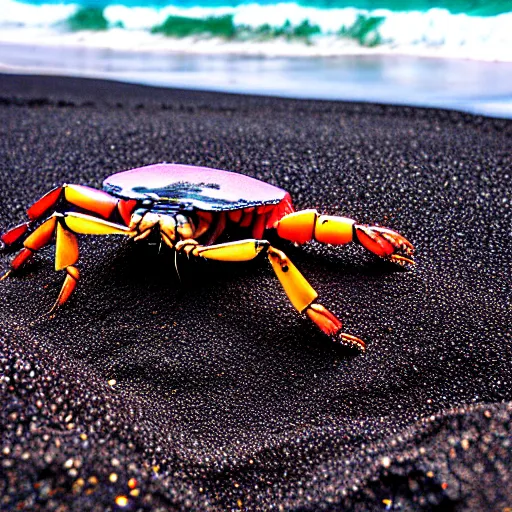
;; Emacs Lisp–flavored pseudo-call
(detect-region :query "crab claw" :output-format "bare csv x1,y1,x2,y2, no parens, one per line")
306,303,366,352
354,225,415,266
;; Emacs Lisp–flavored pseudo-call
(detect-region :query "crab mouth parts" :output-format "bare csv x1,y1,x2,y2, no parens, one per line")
128,210,203,250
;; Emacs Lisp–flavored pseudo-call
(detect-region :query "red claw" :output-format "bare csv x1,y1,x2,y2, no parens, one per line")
355,225,415,266
306,303,342,335
306,303,366,352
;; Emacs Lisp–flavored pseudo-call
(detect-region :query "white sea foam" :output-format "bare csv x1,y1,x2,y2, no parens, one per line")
1,0,511,61
1,0,76,26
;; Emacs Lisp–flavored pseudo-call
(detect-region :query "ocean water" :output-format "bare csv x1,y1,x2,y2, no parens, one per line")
1,0,511,116
2,0,512,58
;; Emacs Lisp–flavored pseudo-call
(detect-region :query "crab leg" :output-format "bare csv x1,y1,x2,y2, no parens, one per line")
52,212,134,309
275,209,414,265
175,238,365,351
1,184,137,248
1,215,59,279
60,212,134,236
47,212,133,310
51,220,80,312
1,213,80,309
2,211,134,311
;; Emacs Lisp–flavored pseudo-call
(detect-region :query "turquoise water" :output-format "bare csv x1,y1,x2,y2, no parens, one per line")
5,0,511,52
4,0,512,45
18,0,512,16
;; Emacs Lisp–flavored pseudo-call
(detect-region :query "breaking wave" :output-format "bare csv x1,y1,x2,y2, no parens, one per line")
1,0,511,59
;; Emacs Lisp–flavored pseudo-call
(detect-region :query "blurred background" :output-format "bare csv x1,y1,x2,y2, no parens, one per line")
1,0,511,117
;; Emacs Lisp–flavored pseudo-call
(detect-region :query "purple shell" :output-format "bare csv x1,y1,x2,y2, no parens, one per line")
103,163,288,212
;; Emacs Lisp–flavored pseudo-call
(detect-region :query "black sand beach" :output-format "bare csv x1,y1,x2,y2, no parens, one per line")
0,74,510,511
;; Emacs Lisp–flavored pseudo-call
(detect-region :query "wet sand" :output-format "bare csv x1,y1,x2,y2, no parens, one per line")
0,74,510,510
2,41,512,118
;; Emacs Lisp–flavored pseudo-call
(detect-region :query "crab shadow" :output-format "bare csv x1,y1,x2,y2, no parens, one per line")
99,234,402,299
87,239,367,358
103,238,262,291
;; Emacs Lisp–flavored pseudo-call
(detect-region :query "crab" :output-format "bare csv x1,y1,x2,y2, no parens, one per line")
0,163,414,351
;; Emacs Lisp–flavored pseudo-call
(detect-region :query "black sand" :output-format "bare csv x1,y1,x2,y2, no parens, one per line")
0,74,510,511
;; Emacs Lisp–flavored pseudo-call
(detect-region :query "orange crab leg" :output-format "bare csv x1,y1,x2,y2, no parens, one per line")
1,214,79,305
64,185,119,218
2,184,134,251
175,238,365,351
26,184,119,221
55,221,79,270
1,185,136,249
50,266,80,313
275,209,414,265
1,216,59,277
266,246,364,350
24,216,58,250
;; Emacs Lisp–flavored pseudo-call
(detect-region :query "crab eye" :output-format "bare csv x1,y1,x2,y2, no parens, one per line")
141,199,152,207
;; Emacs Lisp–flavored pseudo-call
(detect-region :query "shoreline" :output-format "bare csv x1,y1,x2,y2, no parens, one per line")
1,39,512,119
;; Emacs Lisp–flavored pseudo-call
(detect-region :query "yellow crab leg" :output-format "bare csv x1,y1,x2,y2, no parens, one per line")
186,239,269,262
26,184,129,222
175,238,365,351
49,213,134,311
265,247,364,350
50,221,80,313
48,213,134,311
55,221,79,270
266,247,318,312
1,213,80,311
62,212,134,236
1,184,138,251
49,266,80,314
